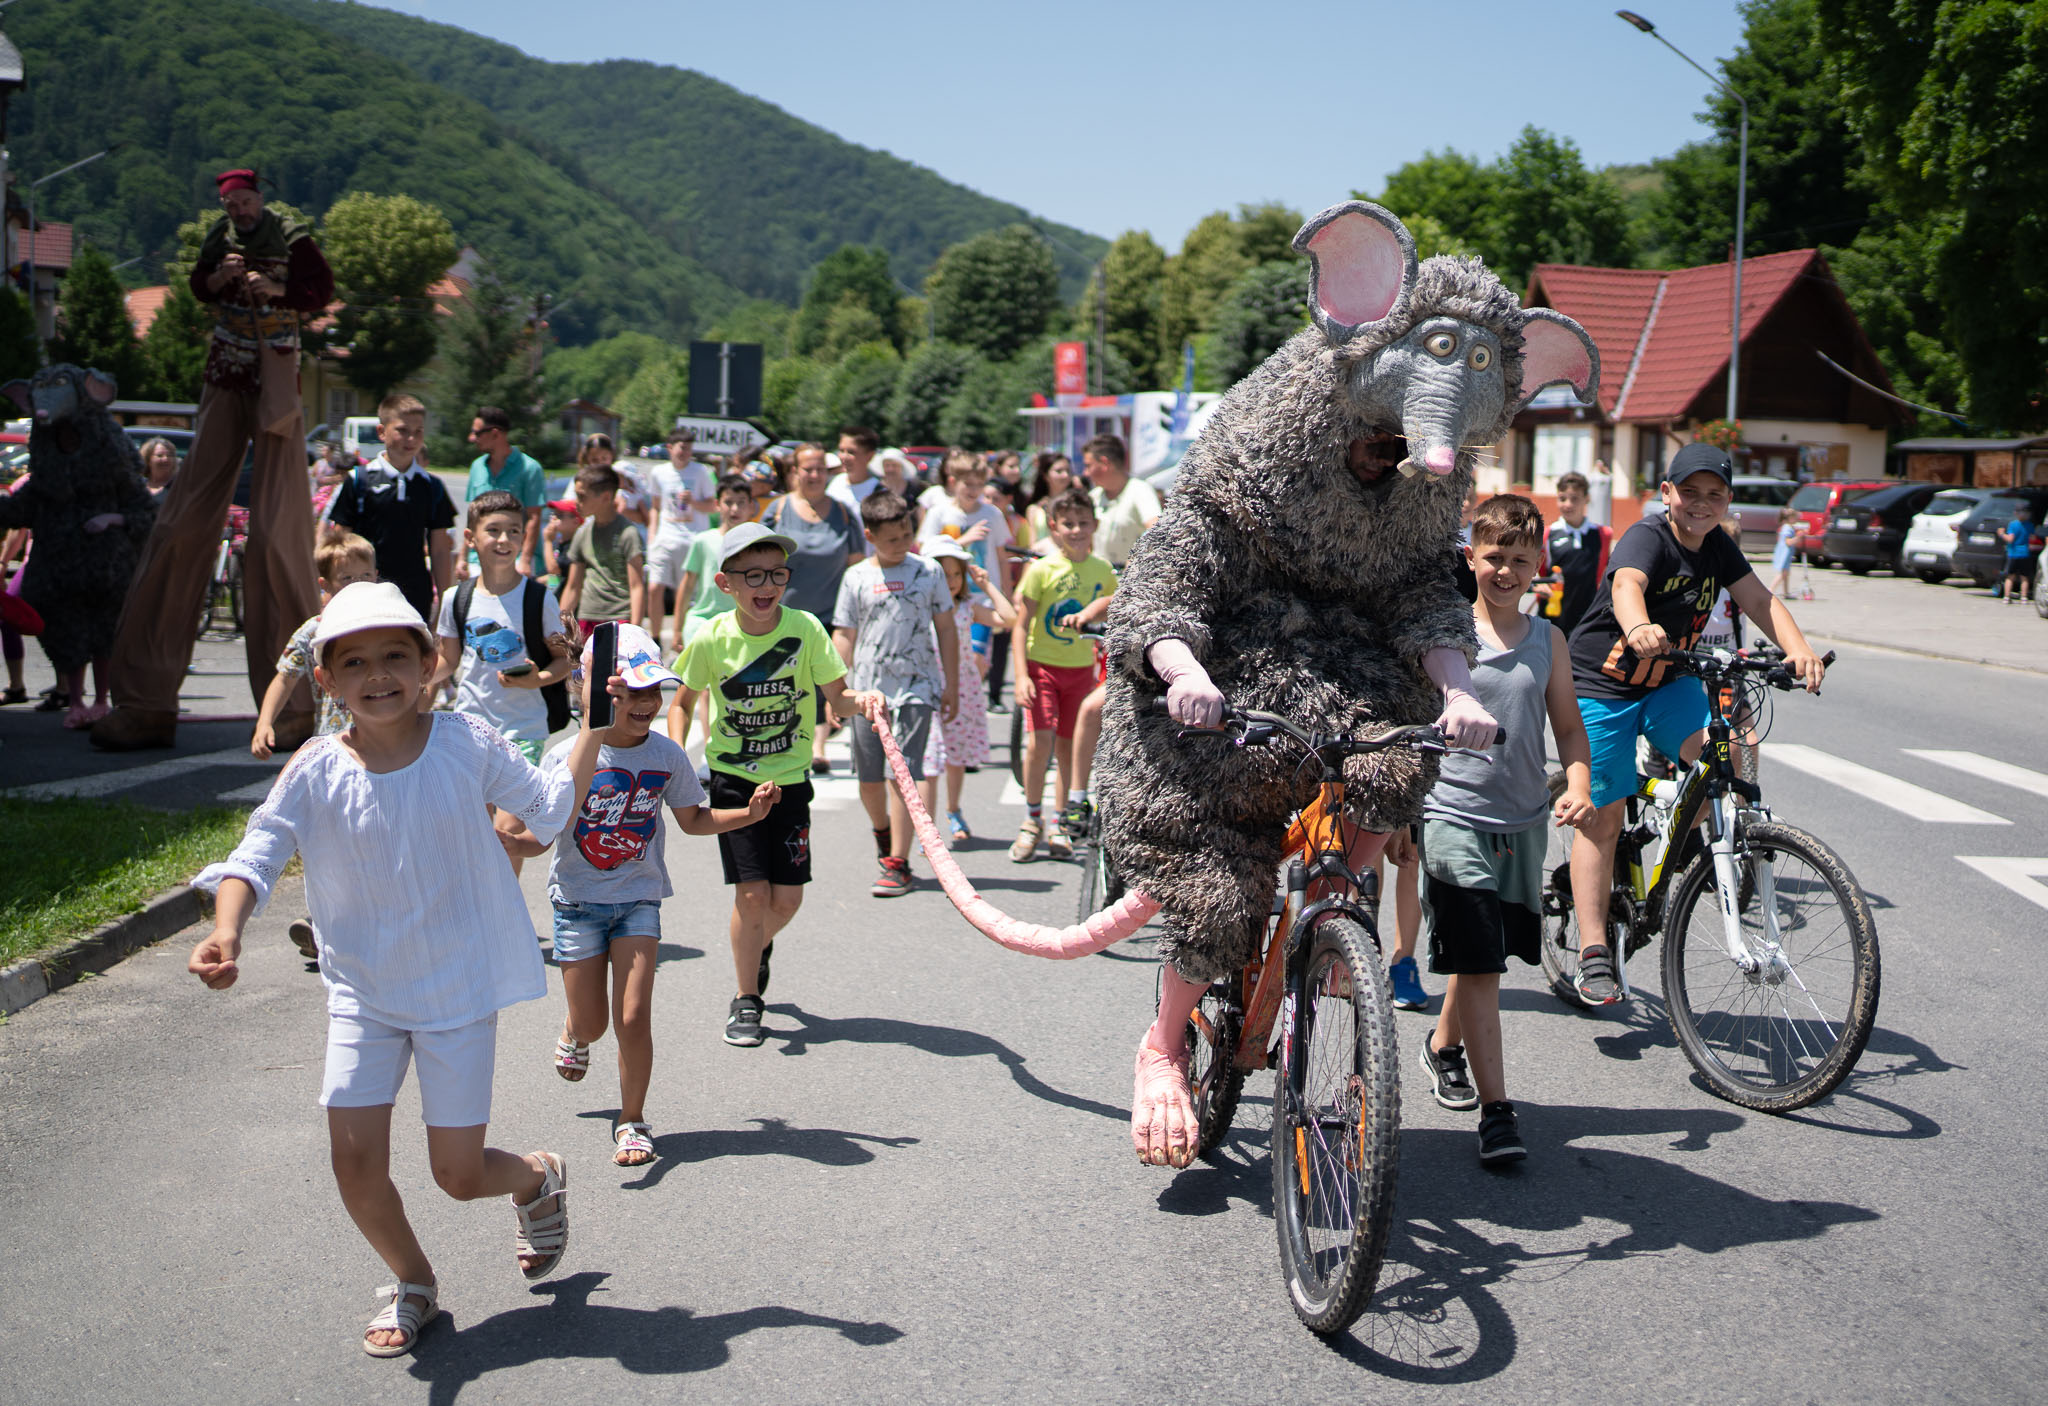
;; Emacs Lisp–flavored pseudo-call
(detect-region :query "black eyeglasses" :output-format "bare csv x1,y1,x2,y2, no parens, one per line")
729,566,791,588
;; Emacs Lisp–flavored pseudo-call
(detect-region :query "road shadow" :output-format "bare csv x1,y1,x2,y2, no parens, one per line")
407,1272,903,1404
766,1002,1127,1123
957,874,1061,894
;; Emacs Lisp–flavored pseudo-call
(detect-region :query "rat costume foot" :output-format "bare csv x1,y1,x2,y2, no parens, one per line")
1132,1039,1197,1168
89,705,176,751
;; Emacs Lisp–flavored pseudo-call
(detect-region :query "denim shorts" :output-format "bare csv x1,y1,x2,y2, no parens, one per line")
1578,677,1710,809
550,898,662,964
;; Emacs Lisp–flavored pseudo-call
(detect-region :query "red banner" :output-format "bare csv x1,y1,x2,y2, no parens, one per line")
1054,341,1088,400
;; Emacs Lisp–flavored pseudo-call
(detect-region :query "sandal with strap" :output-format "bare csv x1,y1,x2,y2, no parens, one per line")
362,1279,439,1358
554,1035,590,1082
511,1151,568,1281
613,1120,656,1167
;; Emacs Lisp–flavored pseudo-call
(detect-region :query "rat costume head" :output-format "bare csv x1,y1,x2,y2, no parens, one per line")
866,202,1598,986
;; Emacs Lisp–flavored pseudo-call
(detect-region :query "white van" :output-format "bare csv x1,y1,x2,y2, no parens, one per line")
340,415,385,465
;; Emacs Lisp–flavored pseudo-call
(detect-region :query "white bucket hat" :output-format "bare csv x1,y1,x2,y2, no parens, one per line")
312,581,434,656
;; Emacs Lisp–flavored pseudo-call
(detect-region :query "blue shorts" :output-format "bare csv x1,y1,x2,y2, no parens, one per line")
550,898,662,964
1578,678,1710,809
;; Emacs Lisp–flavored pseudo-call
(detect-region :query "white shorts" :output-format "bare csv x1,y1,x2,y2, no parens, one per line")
646,533,695,591
321,1011,499,1127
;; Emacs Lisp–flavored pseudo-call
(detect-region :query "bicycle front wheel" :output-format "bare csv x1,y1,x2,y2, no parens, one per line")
1273,917,1399,1335
1075,834,1100,923
1661,820,1879,1112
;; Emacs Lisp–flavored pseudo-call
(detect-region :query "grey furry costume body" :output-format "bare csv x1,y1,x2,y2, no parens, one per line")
1094,204,1597,984
0,367,158,672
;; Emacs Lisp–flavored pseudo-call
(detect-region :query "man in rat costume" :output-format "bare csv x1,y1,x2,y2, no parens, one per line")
91,169,334,751
861,202,1598,1167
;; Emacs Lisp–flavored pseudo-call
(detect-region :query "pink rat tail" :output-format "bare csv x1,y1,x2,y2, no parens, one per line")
862,700,1159,957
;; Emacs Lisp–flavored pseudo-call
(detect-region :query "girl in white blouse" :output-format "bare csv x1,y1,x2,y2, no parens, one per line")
188,582,614,1358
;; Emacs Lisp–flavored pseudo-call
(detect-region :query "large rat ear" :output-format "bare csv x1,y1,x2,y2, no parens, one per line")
1,380,29,415
1293,201,1416,346
84,369,120,405
1512,309,1600,415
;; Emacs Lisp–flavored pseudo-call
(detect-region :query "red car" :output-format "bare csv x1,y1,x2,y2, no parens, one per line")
1787,479,1887,567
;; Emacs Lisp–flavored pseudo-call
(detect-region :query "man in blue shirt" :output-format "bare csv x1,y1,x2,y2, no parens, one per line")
465,405,546,576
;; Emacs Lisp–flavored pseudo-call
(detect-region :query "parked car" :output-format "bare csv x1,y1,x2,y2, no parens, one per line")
1728,475,1803,548
1901,487,1999,583
1951,488,2048,588
1820,481,1944,574
1787,479,1885,567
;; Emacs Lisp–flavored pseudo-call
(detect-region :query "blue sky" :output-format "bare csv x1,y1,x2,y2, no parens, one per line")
382,0,1750,250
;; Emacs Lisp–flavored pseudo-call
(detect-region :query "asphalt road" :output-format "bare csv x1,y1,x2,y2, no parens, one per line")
2,646,2045,1404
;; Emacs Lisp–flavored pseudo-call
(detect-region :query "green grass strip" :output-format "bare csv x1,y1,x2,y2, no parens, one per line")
0,797,246,969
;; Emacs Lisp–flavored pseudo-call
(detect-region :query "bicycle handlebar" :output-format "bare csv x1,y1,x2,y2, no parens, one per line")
1146,698,1503,753
1666,645,1835,691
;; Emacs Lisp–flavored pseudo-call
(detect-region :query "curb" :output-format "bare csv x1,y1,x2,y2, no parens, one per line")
1809,630,2048,676
0,886,211,1018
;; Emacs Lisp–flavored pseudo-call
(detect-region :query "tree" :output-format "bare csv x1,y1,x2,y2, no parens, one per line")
610,349,686,447
1483,127,1637,283
762,356,822,439
52,246,148,393
886,341,980,446
701,299,795,354
926,226,1059,361
1158,212,1251,368
827,342,902,434
544,331,674,407
1233,202,1304,267
1367,149,1497,250
1078,230,1170,387
1820,0,2048,429
1208,260,1310,387
0,288,42,385
432,257,542,457
1404,213,1479,262
140,280,211,401
792,246,902,356
937,359,1026,451
818,296,889,361
320,192,459,402
1827,217,1971,435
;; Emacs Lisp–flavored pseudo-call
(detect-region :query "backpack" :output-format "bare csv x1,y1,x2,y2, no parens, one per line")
450,576,572,736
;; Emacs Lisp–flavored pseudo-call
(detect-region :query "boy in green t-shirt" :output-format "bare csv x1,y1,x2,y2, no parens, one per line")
560,462,646,638
1009,488,1117,862
671,522,878,1047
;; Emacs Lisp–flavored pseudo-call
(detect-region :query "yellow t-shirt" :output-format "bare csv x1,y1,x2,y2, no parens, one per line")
1015,552,1118,668
679,607,847,786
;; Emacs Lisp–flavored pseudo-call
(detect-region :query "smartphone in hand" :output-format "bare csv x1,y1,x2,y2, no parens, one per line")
587,621,617,729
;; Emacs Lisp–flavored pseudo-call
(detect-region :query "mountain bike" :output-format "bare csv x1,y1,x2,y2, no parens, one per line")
1162,702,1494,1335
1539,646,1879,1112
198,506,248,639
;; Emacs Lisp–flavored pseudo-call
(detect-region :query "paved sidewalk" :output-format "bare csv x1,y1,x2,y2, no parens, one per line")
1774,560,2046,672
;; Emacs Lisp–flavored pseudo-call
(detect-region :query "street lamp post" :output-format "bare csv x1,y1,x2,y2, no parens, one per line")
26,144,122,361
1617,11,1748,425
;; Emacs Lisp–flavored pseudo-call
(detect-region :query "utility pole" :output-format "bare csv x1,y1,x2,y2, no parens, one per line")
1093,264,1107,397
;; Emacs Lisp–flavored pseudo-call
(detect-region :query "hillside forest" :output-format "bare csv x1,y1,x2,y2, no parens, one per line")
20,0,2046,463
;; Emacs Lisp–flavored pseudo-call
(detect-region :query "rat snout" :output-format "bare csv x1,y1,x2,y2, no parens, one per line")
31,381,78,427
1423,445,1455,474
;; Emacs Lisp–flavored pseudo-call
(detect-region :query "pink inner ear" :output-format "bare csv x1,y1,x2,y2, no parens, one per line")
1306,214,1405,329
2,385,30,415
84,373,120,406
1521,320,1594,398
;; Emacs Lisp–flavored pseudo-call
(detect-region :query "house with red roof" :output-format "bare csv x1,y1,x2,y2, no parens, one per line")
1510,249,1906,514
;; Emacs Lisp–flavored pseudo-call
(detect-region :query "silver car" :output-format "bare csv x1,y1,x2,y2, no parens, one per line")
1902,488,1998,583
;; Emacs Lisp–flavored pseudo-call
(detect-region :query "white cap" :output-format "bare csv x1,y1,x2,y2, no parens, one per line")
581,623,681,689
312,581,434,655
920,537,974,564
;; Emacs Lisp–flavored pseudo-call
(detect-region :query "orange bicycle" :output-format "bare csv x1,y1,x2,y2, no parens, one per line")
1164,701,1492,1334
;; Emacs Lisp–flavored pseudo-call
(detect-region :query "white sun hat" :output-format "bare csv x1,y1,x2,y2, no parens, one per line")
311,581,434,655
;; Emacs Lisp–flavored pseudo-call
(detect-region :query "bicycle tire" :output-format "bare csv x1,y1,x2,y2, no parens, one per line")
1008,706,1025,787
1273,916,1399,1335
1186,973,1245,1156
1075,833,1100,924
226,551,245,635
1660,819,1879,1112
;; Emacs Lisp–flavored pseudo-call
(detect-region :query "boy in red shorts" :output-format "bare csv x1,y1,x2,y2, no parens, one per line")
1009,488,1115,861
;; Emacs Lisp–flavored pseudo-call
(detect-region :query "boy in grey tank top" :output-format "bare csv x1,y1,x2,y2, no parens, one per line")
1404,496,1595,1165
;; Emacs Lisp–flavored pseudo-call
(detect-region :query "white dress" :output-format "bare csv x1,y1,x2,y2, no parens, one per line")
193,712,577,1031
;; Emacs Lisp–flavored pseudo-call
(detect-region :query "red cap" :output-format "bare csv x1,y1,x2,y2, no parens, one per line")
546,498,581,517
215,169,259,195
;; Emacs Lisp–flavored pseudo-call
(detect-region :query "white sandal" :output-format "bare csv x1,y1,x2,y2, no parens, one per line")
511,1151,568,1281
613,1121,656,1166
554,1036,590,1082
362,1280,439,1358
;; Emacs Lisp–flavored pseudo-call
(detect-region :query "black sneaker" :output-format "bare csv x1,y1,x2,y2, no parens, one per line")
1574,944,1622,1005
757,942,773,997
724,995,765,1047
1478,1100,1527,1165
1418,1034,1480,1111
1058,799,1093,838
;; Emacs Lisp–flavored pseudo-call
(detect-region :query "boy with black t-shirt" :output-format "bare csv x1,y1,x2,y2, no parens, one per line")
1541,470,1610,637
324,394,456,623
1564,442,1826,1004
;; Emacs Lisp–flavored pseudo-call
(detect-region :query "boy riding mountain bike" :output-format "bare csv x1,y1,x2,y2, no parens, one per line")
1565,442,1825,1004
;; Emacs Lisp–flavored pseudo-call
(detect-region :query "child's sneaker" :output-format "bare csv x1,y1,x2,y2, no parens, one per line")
947,810,971,844
1478,1100,1527,1165
1418,1034,1480,1110
1387,956,1429,1011
1046,822,1073,860
724,995,765,1047
1009,817,1043,862
1058,798,1093,839
287,920,318,961
873,856,912,898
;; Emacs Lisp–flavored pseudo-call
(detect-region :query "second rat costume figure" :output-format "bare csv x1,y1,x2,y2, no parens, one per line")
864,201,1600,1167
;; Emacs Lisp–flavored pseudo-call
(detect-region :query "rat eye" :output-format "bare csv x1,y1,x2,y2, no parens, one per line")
1468,344,1492,371
1425,332,1457,358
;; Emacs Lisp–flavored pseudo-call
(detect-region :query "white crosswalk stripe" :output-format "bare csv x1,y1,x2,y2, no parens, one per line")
1904,750,2048,802
1765,744,2009,825
1957,857,2048,913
